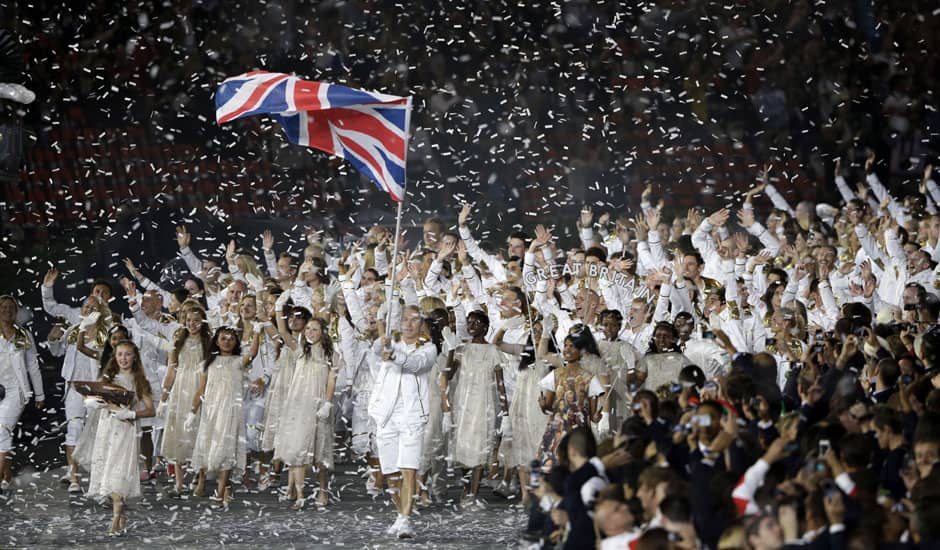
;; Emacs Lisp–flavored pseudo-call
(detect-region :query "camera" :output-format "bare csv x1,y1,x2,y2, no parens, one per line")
818,439,830,456
903,303,918,311
702,330,715,340
901,374,913,385
529,459,542,490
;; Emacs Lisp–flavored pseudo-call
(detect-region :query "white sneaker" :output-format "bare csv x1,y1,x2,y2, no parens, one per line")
397,517,414,539
68,481,81,493
386,515,404,536
257,474,271,492
0,479,10,491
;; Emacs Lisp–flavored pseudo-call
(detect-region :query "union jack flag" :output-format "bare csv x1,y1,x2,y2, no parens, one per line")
215,71,412,202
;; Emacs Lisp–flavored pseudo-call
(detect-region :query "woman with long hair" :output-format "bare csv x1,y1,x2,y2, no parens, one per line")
0,295,44,491
82,340,155,535
236,293,278,490
259,302,310,491
416,307,448,507
272,315,340,509
536,325,605,470
72,324,132,474
159,307,211,497
187,326,260,508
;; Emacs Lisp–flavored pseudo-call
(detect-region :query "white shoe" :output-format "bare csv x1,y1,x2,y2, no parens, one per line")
68,481,82,493
397,517,414,539
0,479,10,491
386,515,404,536
0,83,35,105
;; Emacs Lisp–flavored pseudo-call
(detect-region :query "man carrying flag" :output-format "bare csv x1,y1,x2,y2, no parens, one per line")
216,71,425,539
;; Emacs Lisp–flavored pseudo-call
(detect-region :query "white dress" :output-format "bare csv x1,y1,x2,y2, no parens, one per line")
244,337,274,453
420,351,446,474
87,372,143,499
190,355,247,474
160,336,203,464
508,360,550,467
450,343,503,468
260,344,297,453
273,346,335,468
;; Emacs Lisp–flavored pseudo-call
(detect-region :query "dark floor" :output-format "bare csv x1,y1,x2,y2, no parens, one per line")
0,463,529,549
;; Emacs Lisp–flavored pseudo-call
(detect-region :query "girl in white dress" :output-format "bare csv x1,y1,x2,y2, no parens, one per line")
237,294,277,490
0,296,44,491
186,326,260,508
272,316,340,509
494,318,550,507
72,324,131,473
158,307,211,497
82,341,155,536
442,310,507,503
259,304,310,490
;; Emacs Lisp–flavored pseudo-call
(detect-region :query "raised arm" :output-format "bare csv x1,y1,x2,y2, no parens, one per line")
40,268,81,324
833,159,857,204
457,203,508,282
760,165,795,217
274,291,298,351
176,226,204,279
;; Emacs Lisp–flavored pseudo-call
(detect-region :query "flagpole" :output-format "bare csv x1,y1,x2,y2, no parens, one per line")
383,95,411,342
384,199,404,341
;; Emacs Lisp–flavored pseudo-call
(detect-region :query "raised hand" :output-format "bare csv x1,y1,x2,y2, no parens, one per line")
262,229,274,252
686,207,703,230
457,240,468,264
635,215,651,241
597,212,611,227
733,233,749,258
42,267,59,287
834,158,842,179
737,208,755,228
533,224,553,248
761,163,772,183
458,203,473,227
641,183,653,204
579,206,593,229
176,225,191,249
752,249,773,266
120,277,137,297
708,208,731,227
226,239,237,261
123,258,141,279
865,150,876,173
437,239,456,262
